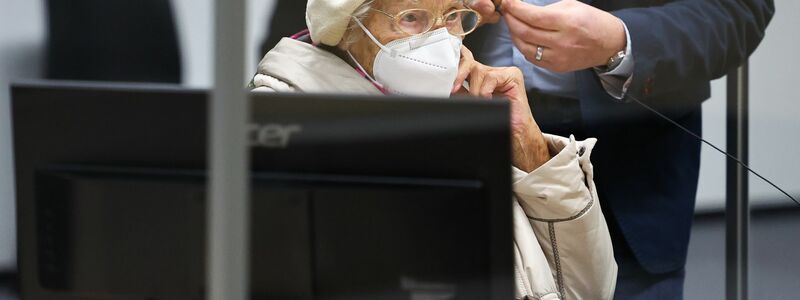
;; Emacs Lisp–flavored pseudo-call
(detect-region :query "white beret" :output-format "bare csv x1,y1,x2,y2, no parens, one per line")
306,0,371,46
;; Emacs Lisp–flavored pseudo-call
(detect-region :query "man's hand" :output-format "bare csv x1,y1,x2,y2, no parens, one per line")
502,0,626,73
453,46,551,172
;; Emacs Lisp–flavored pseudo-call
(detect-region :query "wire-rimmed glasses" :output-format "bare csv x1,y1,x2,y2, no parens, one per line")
371,7,482,37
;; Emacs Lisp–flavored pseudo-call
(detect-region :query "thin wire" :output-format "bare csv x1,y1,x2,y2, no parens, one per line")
598,76,799,207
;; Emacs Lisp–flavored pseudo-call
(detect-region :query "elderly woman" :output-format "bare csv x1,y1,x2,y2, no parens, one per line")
251,0,617,299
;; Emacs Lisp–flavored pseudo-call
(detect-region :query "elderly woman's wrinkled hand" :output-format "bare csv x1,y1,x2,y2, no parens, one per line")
453,46,551,172
468,0,503,25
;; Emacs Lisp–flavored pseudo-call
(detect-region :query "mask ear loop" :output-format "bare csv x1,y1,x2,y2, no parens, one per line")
346,50,383,88
351,16,399,57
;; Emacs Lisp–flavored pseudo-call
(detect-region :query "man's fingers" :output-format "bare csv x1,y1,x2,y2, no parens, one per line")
510,36,561,70
510,35,543,63
505,13,558,48
503,0,563,30
483,13,501,25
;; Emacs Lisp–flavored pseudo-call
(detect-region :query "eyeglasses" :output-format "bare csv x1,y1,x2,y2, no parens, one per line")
371,7,481,37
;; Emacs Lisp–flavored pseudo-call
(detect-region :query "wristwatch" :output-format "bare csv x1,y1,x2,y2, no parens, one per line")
605,50,627,71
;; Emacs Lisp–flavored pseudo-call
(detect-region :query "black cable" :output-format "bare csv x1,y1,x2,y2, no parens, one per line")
463,0,798,206
598,76,800,207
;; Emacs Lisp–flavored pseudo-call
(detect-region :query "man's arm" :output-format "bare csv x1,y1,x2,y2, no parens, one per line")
612,0,774,101
473,0,774,103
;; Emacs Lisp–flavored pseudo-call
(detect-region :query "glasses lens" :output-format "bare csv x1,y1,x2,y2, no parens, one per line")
396,9,433,35
446,9,479,36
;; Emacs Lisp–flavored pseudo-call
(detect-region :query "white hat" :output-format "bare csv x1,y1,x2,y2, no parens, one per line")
306,0,371,46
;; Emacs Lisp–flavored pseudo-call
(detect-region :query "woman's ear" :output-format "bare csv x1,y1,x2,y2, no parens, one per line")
335,41,350,53
338,28,380,78
337,24,365,52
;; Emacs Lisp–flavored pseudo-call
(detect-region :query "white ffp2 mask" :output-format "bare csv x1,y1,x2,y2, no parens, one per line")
350,17,462,97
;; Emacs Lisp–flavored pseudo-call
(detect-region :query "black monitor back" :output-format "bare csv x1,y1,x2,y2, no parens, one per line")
12,81,513,300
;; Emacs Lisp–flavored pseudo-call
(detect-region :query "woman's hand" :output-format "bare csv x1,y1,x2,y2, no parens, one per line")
453,46,552,172
468,0,503,25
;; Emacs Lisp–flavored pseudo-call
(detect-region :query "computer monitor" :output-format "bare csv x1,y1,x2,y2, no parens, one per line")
12,81,513,300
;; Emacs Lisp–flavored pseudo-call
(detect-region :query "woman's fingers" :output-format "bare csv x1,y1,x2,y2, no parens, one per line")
483,69,516,98
468,66,488,98
453,46,476,93
471,68,517,100
468,0,501,25
459,59,525,102
480,74,500,98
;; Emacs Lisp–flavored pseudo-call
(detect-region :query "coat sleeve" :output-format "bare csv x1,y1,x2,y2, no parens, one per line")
611,0,774,103
250,73,297,93
512,134,617,300
512,200,560,300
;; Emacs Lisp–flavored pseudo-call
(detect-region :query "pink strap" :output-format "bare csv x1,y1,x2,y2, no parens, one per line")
290,29,310,40
289,28,387,95
353,67,389,95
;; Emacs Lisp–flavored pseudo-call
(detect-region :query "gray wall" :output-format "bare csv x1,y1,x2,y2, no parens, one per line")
171,0,277,88
695,0,800,212
0,0,46,270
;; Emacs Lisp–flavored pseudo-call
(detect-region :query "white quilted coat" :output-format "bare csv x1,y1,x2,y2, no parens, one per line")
251,38,618,300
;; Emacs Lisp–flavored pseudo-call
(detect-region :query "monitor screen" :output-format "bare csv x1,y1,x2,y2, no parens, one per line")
12,81,513,299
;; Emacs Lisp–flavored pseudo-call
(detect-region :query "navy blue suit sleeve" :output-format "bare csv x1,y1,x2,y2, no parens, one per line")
611,0,774,102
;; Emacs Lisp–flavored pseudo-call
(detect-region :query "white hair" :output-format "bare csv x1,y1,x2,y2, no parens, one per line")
338,0,376,49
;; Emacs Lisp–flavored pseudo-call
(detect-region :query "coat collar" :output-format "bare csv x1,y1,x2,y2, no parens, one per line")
257,38,384,95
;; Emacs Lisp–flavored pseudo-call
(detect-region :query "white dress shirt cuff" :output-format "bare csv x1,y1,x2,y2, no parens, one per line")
595,20,634,100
